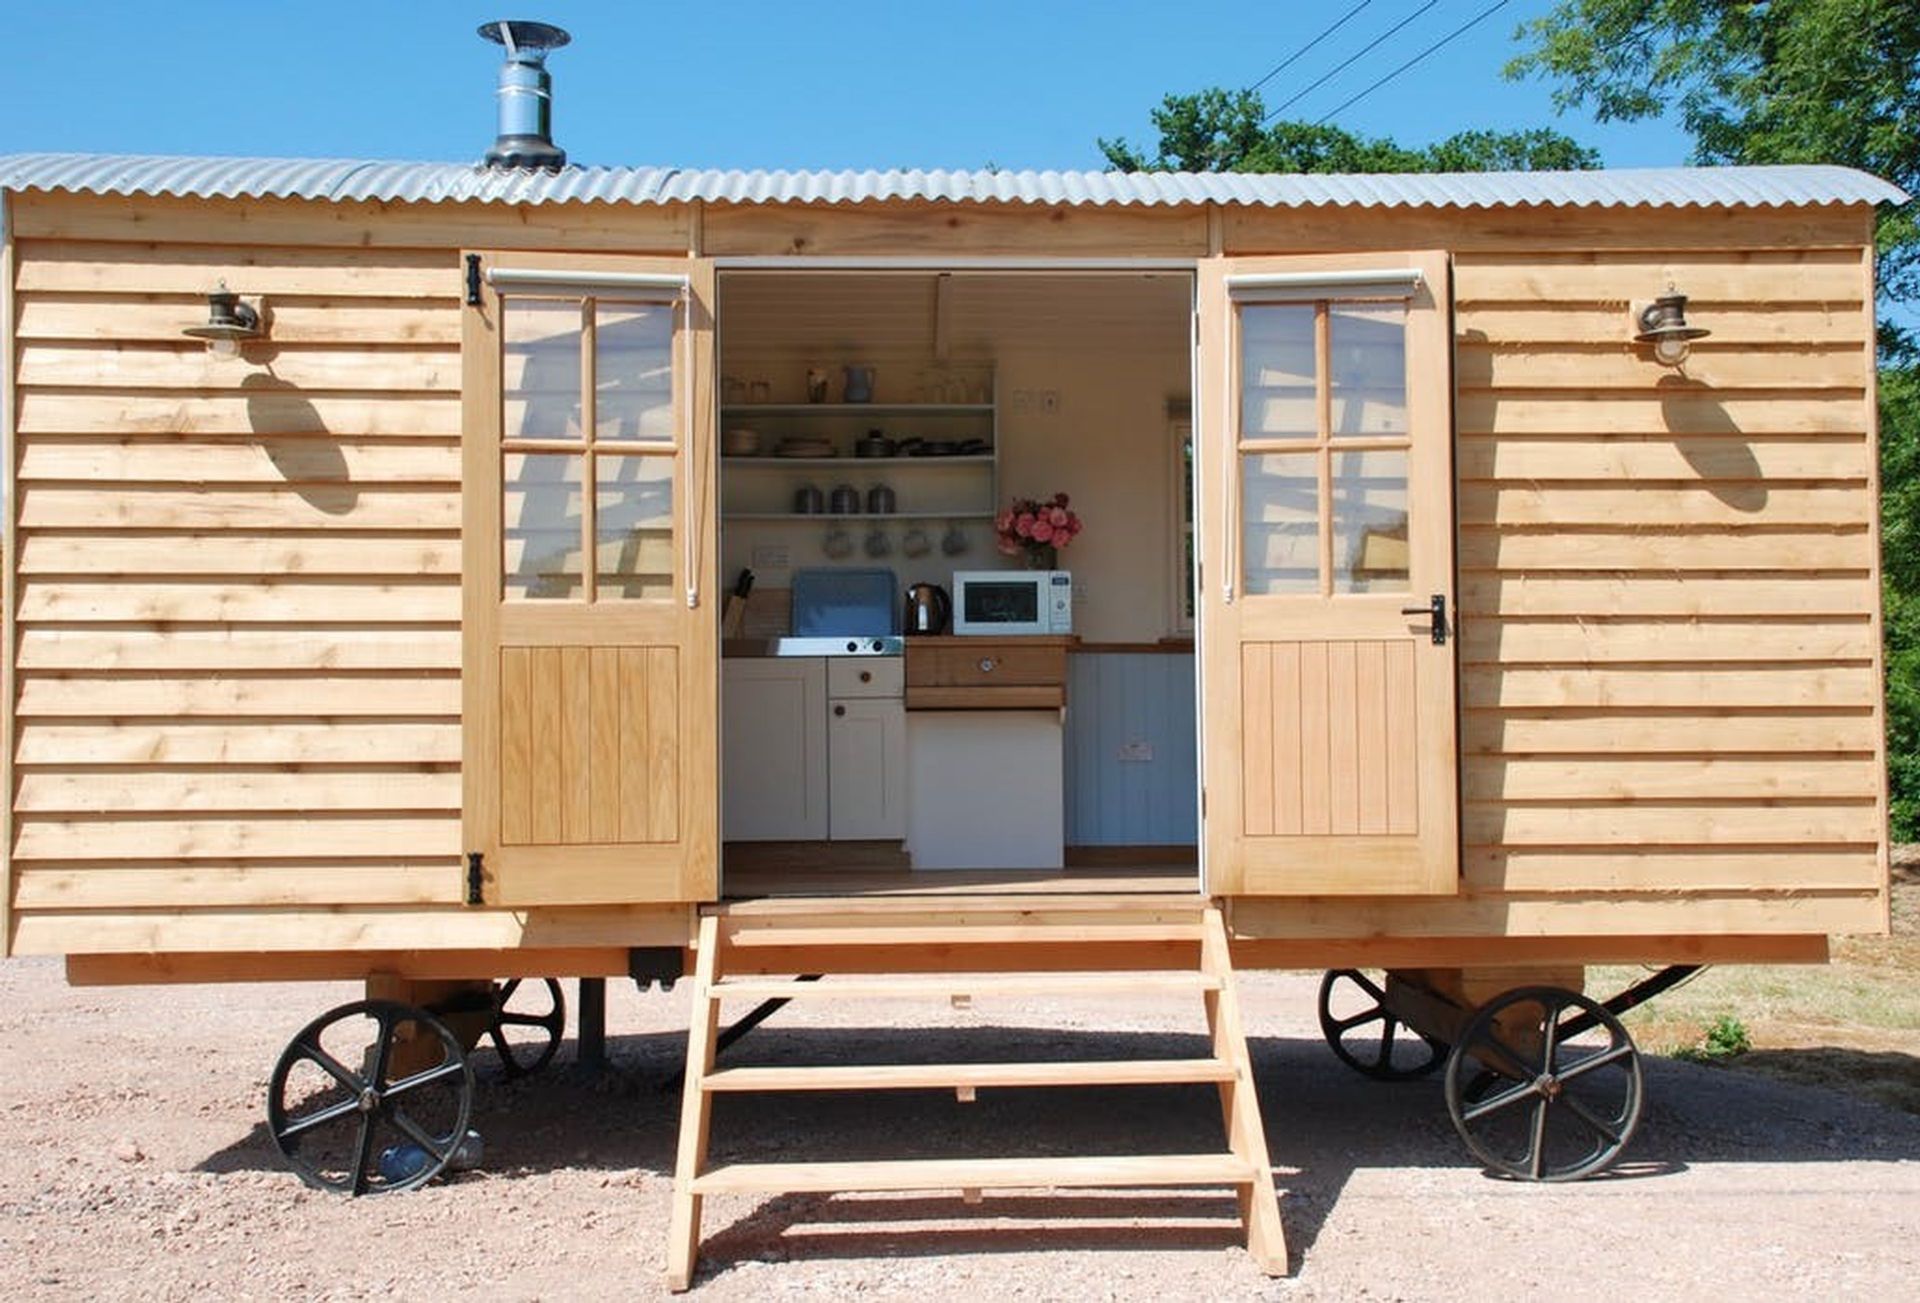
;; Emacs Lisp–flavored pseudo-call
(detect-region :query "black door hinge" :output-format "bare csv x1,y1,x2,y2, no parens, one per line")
464,254,483,306
465,851,485,905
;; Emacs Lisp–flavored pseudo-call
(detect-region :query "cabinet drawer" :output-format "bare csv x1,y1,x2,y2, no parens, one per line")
906,642,1067,689
829,657,904,699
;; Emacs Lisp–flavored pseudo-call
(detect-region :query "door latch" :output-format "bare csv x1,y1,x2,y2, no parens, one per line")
1401,594,1448,645
465,851,486,905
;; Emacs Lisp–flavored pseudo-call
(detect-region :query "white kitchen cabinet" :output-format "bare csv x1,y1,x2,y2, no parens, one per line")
829,697,906,840
722,658,827,841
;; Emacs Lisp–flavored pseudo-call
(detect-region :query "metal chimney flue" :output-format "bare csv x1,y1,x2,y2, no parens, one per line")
479,20,570,171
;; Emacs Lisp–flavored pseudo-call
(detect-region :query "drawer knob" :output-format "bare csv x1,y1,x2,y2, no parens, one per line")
978,657,997,673
859,670,872,683
833,704,846,717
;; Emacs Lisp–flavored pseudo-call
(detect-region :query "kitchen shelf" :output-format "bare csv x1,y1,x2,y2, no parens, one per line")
723,402,994,417
725,511,996,521
722,455,994,468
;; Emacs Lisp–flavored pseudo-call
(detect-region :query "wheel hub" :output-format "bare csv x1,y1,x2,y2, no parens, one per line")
1536,1073,1561,1100
357,1085,380,1114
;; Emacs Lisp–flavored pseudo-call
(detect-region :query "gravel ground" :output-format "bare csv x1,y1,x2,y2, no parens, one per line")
0,955,1916,1301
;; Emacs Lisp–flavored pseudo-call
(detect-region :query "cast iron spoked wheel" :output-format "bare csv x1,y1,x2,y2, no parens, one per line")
487,977,567,1078
1443,985,1643,1183
1316,969,1449,1081
266,999,474,1196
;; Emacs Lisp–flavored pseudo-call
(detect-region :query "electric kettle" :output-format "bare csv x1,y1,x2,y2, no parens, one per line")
903,582,951,636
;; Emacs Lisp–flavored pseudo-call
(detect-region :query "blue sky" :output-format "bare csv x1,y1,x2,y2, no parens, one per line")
5,1,1693,171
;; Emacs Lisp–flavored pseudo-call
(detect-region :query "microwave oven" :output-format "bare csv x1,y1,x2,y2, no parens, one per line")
951,570,1072,636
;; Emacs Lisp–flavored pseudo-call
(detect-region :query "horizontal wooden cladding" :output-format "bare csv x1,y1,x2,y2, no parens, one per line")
1229,888,1884,941
13,815,459,860
1463,757,1881,802
7,193,693,255
1459,617,1878,665
1464,847,1881,893
16,532,460,577
16,769,458,814
16,579,459,623
17,294,461,345
16,628,459,672
1222,205,1870,256
17,438,459,485
1460,573,1873,617
17,342,457,392
17,722,461,766
16,391,459,437
13,861,462,910
1460,485,1869,529
12,239,460,297
499,646,680,846
1462,665,1876,709
1464,709,1875,755
701,200,1209,258
1457,392,1864,436
1455,343,1865,393
9,902,694,957
18,485,459,529
1452,248,1865,303
1457,529,1874,573
1462,802,1880,846
16,672,460,717
1456,436,1870,482
1454,303,1867,347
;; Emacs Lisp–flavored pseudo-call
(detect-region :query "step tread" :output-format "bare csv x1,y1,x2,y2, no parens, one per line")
710,972,1221,1001
692,1152,1257,1195
702,1058,1236,1092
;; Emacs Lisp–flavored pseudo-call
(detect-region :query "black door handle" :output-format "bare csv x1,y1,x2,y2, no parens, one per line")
1400,594,1447,645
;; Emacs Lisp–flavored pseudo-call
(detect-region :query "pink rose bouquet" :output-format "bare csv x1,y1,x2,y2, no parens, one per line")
995,492,1083,566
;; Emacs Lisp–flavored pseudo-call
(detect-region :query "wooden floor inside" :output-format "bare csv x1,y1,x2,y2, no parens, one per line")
722,841,1199,899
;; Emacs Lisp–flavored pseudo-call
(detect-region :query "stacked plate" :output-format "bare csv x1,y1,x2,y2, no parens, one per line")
722,428,762,456
775,436,836,458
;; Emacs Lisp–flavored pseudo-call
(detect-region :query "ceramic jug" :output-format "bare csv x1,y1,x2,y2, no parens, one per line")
843,365,875,403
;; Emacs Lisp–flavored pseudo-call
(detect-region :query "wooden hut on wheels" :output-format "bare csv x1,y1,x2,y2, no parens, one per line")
0,21,1904,1289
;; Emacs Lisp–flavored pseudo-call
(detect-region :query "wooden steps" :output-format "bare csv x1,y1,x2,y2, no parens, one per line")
702,1057,1238,1092
664,903,1287,1290
693,1153,1257,1195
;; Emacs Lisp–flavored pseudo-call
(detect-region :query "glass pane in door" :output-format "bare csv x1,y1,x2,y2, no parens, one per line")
1332,449,1410,592
1240,305,1317,439
503,299,584,441
595,302,675,442
1241,452,1319,594
503,452,584,600
1329,304,1407,436
595,453,676,600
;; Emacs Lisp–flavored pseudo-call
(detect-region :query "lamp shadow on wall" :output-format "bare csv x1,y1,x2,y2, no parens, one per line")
1657,372,1766,513
241,370,359,515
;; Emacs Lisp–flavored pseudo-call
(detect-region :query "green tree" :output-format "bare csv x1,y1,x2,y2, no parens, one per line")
1512,0,1919,838
1098,89,1599,175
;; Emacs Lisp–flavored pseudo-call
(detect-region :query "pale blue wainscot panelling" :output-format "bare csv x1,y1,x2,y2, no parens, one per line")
1064,652,1198,847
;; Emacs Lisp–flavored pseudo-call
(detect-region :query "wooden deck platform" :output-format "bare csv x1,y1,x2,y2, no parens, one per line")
721,841,1199,900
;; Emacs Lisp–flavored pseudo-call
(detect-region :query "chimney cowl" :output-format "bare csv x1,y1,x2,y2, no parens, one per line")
479,20,571,172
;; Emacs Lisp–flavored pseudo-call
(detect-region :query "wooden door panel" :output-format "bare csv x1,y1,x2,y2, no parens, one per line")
498,646,679,848
1199,252,1458,897
463,253,716,906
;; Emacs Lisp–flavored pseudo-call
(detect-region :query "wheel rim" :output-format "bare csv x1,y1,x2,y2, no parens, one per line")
487,978,566,1077
1443,985,1642,1182
1317,969,1448,1081
267,999,474,1195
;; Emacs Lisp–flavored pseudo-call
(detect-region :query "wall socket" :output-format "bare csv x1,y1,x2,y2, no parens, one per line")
1117,740,1154,763
750,543,791,572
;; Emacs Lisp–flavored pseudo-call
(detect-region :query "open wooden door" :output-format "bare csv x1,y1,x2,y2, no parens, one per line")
1197,252,1457,895
462,254,717,906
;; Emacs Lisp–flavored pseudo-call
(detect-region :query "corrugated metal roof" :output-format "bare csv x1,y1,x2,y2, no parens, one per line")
0,153,1905,209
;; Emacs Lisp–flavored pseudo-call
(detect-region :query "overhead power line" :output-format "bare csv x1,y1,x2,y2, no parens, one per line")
1264,0,1440,121
1247,3,1373,93
1316,0,1513,125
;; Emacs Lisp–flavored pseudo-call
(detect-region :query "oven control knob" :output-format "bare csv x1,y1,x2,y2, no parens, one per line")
845,640,858,653
870,639,884,653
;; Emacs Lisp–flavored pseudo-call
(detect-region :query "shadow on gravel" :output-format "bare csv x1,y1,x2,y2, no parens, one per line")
195,1024,1920,1278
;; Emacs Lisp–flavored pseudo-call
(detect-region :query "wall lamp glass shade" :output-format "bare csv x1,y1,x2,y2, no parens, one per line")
183,283,263,358
1634,287,1710,366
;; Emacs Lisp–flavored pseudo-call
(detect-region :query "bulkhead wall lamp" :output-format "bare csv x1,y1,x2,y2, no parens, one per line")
1633,284,1710,366
183,281,264,358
